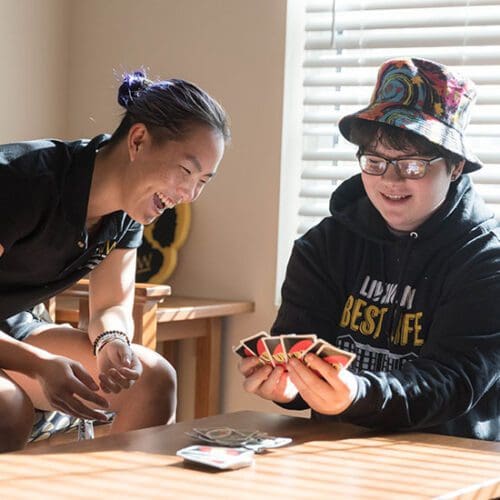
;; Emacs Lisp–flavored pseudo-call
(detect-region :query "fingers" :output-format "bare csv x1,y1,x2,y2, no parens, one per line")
304,353,344,389
99,373,119,394
243,363,273,393
51,395,109,422
99,370,126,393
99,343,143,374
259,366,298,402
71,364,109,408
99,367,140,394
257,366,287,399
127,352,143,376
287,355,357,414
96,343,143,394
117,367,140,380
238,356,263,377
242,364,298,403
114,342,136,369
72,363,100,392
287,357,330,402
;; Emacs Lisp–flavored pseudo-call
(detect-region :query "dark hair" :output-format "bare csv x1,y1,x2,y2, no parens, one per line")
110,70,230,146
349,119,463,173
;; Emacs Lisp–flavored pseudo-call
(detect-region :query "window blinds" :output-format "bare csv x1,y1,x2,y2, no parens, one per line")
299,0,500,236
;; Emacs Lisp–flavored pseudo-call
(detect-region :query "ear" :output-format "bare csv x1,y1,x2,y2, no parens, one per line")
127,123,149,162
450,160,465,181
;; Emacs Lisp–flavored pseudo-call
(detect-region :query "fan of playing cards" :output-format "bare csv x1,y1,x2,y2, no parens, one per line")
233,331,356,370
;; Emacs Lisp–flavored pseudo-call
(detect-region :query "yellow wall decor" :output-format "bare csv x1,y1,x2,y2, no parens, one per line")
136,203,191,283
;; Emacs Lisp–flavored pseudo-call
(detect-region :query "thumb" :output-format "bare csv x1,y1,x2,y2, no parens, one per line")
117,344,132,367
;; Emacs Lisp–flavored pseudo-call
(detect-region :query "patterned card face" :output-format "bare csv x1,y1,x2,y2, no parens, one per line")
232,343,255,358
241,331,270,357
281,334,317,360
262,336,287,367
316,344,356,370
233,331,356,371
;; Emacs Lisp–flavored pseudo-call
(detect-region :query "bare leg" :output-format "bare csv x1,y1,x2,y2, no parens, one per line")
6,325,177,434
0,369,35,452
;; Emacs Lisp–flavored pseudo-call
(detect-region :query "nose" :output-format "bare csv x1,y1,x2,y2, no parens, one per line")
177,180,201,203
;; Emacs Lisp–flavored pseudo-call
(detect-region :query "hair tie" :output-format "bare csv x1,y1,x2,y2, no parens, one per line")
117,70,150,109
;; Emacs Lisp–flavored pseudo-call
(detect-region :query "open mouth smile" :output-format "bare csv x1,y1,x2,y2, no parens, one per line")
153,191,176,215
382,192,411,201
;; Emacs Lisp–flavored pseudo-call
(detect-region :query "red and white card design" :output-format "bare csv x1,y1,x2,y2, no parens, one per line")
233,332,356,370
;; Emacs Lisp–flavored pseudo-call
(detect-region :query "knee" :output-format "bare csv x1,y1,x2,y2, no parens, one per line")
137,350,177,420
0,387,35,453
142,351,177,397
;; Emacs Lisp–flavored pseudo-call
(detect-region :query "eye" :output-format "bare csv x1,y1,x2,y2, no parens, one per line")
199,177,212,186
180,165,191,175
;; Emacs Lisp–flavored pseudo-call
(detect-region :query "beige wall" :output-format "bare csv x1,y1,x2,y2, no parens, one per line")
0,0,70,141
2,0,297,420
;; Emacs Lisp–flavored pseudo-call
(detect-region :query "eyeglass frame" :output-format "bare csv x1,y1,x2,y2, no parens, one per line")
356,149,445,179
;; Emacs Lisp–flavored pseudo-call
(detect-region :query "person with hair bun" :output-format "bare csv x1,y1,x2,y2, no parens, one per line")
0,70,229,451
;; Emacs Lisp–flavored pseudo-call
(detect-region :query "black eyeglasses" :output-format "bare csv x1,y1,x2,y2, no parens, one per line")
357,151,444,179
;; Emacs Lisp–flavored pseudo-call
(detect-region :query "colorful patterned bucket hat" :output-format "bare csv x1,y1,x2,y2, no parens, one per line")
338,58,482,173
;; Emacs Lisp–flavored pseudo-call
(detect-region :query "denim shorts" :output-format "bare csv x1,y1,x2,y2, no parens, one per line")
0,304,53,341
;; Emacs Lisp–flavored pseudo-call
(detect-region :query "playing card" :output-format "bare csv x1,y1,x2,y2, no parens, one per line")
232,342,255,358
244,436,292,452
190,427,260,445
262,336,287,367
281,334,317,360
242,331,273,364
177,445,254,470
302,338,328,357
316,343,356,370
241,331,269,357
185,427,293,454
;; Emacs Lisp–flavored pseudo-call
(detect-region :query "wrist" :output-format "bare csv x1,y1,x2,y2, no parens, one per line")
29,348,57,378
95,337,129,356
93,330,131,356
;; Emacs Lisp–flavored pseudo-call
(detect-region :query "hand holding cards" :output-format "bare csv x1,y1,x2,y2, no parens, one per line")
233,331,356,370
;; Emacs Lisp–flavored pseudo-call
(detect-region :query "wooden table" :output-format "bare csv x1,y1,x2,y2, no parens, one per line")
7,411,500,499
54,282,254,418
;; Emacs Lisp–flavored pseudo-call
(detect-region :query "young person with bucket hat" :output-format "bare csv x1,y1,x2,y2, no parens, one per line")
239,58,500,441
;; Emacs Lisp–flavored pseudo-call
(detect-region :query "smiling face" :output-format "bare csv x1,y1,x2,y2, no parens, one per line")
124,124,225,225
361,141,464,232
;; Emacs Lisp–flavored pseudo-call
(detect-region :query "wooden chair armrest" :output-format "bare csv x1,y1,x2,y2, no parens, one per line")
59,278,171,302
54,279,171,349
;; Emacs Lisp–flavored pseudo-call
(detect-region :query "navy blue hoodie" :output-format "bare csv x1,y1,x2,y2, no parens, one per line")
273,174,500,441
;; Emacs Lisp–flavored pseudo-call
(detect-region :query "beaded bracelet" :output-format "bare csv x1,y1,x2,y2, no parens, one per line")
93,330,131,356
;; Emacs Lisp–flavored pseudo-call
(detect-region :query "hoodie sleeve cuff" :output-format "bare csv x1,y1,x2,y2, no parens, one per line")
339,375,373,419
274,394,309,411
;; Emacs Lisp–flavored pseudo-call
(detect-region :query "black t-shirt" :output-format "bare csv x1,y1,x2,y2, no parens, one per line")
0,134,143,320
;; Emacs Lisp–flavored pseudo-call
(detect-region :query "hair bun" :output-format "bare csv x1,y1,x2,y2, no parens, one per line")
117,70,150,108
